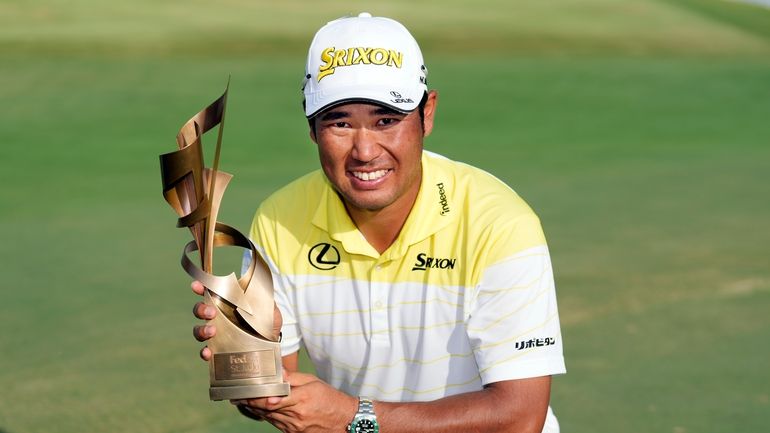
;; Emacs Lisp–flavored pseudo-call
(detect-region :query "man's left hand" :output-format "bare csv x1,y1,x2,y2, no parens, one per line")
234,371,358,433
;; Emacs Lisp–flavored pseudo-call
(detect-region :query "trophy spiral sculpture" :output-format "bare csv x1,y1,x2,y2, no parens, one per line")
159,82,290,400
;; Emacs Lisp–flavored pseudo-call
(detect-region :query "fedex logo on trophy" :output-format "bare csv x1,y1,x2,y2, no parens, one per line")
229,353,261,375
318,46,404,81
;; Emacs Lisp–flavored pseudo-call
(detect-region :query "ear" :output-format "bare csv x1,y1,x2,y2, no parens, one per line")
422,90,438,138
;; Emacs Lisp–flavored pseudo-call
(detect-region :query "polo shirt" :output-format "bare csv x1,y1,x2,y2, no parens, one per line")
247,151,566,407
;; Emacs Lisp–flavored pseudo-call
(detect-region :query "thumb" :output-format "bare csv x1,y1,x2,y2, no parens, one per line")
287,371,320,387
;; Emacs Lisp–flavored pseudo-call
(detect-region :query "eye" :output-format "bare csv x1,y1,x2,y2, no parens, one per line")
326,121,350,129
377,117,398,127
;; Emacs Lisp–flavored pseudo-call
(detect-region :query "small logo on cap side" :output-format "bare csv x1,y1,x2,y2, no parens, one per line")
318,47,403,81
390,90,413,104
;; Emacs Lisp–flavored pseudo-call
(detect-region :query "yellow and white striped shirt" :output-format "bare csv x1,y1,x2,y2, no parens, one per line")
248,151,565,410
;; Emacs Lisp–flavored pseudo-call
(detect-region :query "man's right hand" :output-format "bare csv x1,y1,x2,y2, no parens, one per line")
191,280,285,361
191,280,216,360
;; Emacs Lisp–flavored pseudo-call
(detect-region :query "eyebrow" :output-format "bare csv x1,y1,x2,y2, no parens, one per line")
318,110,350,122
371,106,404,116
318,105,405,122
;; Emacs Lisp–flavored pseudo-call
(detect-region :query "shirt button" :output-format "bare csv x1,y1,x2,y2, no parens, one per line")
374,264,382,270
374,301,384,309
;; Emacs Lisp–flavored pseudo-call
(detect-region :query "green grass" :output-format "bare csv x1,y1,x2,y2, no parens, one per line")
2,1,770,432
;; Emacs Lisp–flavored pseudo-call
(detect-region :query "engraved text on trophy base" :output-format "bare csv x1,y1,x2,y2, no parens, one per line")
214,350,277,380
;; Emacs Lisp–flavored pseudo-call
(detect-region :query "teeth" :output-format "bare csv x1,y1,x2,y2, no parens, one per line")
352,169,389,181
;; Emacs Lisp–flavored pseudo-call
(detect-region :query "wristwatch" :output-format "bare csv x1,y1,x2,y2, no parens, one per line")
347,397,379,433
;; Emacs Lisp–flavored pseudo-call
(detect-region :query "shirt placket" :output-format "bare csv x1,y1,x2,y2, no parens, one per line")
369,259,391,346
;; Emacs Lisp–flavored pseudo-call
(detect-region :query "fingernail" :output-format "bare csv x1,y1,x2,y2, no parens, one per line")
204,306,216,317
205,326,214,337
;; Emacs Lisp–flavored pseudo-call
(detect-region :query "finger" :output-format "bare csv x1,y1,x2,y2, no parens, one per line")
199,346,212,361
191,280,206,296
258,410,291,431
235,404,265,422
242,397,272,410
262,411,294,430
193,324,216,342
263,416,288,432
244,395,291,411
193,302,217,320
287,371,320,387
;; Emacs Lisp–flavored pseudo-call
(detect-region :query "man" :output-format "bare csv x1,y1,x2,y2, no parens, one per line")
192,12,566,433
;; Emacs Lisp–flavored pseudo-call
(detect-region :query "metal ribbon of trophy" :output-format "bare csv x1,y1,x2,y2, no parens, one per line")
159,81,290,400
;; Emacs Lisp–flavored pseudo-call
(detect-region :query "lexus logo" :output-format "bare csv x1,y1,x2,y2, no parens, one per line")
390,91,402,98
308,243,341,270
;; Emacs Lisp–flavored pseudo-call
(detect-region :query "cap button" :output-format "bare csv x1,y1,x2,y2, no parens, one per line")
358,12,372,18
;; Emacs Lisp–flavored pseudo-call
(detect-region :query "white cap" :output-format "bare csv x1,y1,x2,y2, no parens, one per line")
302,13,428,118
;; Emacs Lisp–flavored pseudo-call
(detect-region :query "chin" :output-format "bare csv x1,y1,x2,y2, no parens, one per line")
343,193,393,213
348,200,388,212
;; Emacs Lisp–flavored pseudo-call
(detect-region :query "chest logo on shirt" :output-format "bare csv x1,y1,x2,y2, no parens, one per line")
411,253,456,271
308,243,341,270
436,182,450,216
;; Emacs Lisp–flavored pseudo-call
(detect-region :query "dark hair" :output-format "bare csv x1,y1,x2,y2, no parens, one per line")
307,92,429,137
416,91,429,126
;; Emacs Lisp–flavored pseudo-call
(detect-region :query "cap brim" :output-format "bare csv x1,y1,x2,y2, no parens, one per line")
307,98,414,119
305,85,424,118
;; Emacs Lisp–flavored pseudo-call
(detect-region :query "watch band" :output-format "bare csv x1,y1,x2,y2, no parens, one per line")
358,397,375,416
347,397,378,433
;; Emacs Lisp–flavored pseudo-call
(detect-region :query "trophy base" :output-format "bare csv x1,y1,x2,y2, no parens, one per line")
203,283,290,401
210,382,291,401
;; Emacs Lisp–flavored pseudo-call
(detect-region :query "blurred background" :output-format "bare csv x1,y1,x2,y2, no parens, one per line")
1,1,769,432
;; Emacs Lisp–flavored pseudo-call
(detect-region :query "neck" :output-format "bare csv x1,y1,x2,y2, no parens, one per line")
345,177,421,255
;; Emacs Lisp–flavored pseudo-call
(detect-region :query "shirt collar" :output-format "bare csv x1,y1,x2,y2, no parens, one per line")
311,152,455,260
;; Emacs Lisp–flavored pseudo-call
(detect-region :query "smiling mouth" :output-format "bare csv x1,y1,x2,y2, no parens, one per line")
350,169,391,181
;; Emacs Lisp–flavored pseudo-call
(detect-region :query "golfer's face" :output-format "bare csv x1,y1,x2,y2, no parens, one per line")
311,101,431,215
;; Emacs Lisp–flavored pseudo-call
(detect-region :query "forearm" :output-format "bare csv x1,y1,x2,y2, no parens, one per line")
375,376,551,433
282,352,299,373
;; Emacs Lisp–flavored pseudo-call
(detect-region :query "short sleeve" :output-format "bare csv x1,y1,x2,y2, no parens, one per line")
245,205,302,357
465,214,566,384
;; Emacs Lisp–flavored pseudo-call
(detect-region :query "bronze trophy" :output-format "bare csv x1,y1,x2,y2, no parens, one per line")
159,82,290,400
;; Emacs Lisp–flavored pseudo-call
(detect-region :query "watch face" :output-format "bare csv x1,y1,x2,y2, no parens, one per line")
353,418,377,433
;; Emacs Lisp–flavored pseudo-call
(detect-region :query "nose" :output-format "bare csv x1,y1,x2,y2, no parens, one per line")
350,127,382,163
